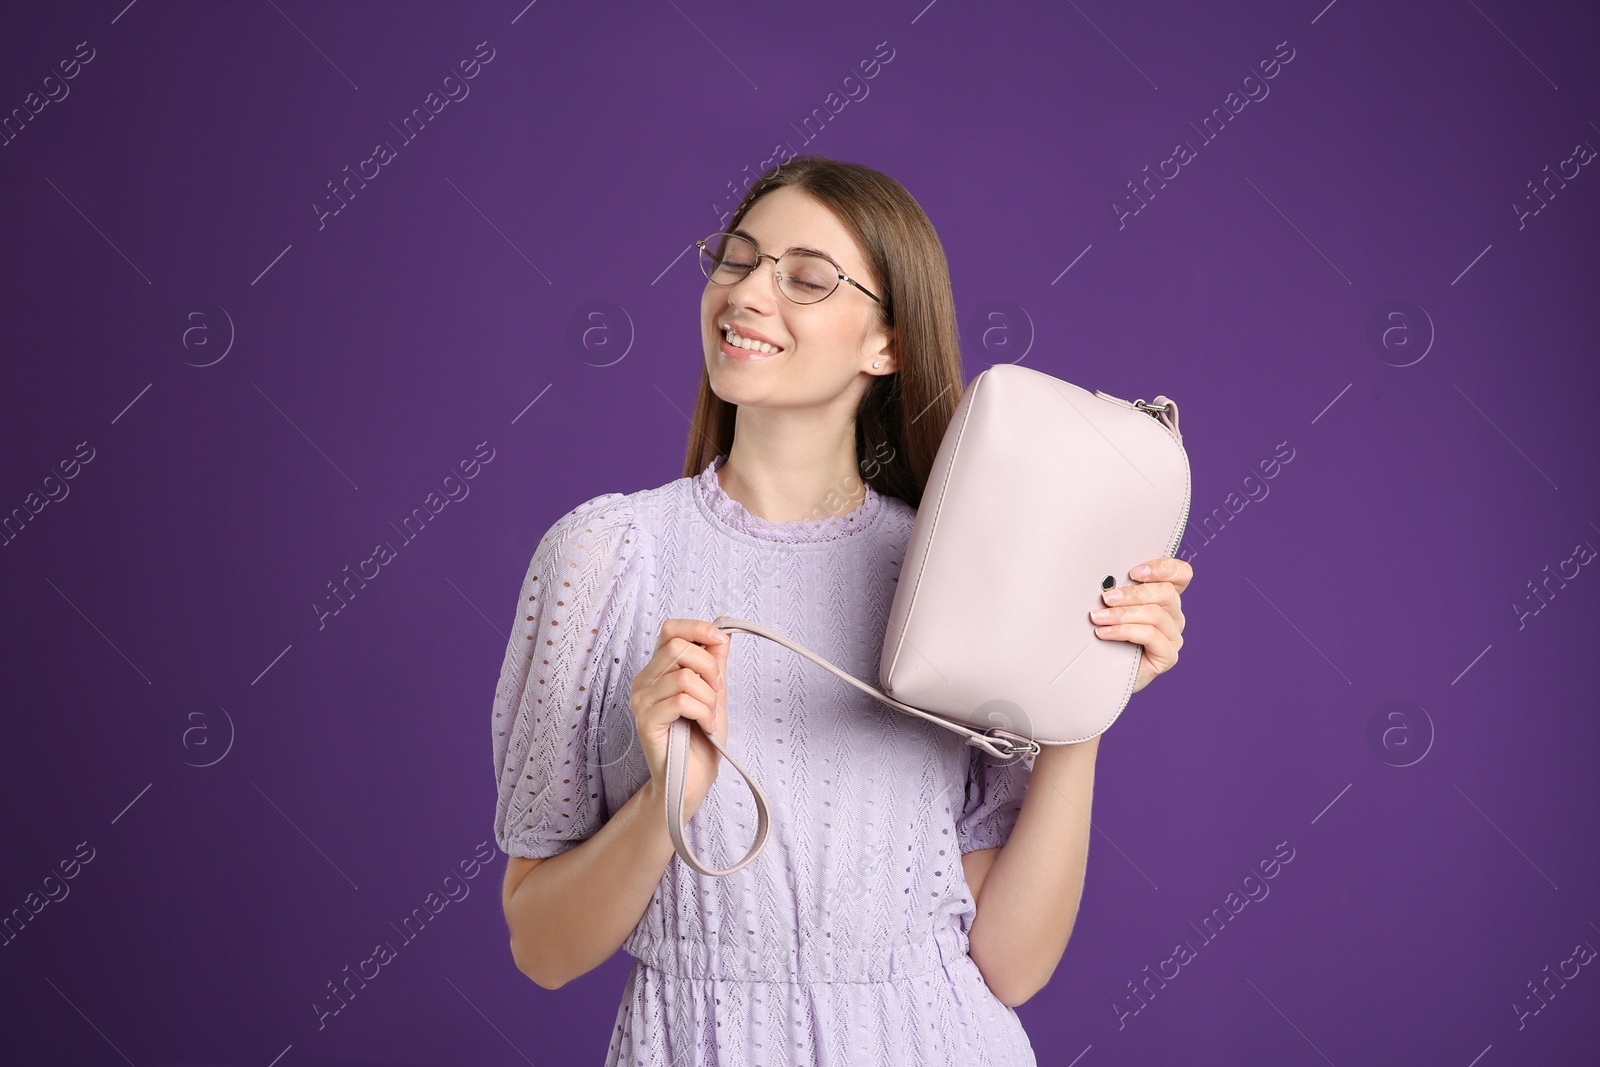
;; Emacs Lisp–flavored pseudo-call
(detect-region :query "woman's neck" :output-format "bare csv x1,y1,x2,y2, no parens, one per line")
716,444,868,525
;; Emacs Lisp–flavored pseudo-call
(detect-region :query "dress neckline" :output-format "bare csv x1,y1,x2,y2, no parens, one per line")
694,454,883,544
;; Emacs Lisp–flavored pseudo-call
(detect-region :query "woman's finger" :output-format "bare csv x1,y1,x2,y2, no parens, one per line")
1133,557,1193,593
1102,580,1176,607
1090,602,1180,643
1104,583,1182,631
1095,622,1182,672
644,636,720,691
644,664,719,713
1104,583,1186,634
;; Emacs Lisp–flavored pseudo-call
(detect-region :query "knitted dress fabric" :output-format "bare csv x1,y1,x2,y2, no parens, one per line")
492,455,1038,1066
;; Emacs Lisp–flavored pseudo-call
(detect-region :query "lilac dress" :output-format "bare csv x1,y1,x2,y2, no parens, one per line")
492,455,1038,1066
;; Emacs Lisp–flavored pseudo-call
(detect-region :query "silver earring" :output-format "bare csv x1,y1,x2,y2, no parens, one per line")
872,361,881,369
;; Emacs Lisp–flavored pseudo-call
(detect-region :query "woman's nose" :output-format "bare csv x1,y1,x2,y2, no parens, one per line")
727,258,780,305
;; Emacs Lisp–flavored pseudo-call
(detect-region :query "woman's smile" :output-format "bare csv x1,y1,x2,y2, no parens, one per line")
718,323,787,361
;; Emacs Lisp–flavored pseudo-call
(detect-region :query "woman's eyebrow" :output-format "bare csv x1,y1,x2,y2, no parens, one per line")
732,228,836,262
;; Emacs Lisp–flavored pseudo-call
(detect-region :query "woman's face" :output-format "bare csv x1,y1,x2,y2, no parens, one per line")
700,185,895,412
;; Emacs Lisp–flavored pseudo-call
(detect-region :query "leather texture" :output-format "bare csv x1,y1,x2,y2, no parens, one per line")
666,364,1192,877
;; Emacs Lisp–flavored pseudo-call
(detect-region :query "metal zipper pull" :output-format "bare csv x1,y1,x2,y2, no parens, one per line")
1134,396,1181,441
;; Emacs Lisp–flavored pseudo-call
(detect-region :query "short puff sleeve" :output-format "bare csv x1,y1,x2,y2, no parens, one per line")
491,494,639,859
953,745,1034,854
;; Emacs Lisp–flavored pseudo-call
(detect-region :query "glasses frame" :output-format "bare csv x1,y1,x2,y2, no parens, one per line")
695,232,884,307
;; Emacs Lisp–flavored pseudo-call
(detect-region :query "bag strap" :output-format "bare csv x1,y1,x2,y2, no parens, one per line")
664,705,770,876
662,616,1040,878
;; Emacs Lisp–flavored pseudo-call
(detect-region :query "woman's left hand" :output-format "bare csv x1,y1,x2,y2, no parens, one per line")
1089,556,1192,694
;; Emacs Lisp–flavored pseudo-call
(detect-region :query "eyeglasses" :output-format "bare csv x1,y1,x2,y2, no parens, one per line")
696,232,884,307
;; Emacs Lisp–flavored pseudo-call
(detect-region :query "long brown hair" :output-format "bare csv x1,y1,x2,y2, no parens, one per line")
679,155,964,510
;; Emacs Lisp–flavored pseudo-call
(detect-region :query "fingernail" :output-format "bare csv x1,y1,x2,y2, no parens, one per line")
1131,564,1151,579
716,673,725,691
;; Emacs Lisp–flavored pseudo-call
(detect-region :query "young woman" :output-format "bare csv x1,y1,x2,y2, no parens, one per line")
492,155,1192,1066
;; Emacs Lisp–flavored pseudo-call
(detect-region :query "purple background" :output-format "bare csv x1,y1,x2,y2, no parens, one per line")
3,1,1597,1064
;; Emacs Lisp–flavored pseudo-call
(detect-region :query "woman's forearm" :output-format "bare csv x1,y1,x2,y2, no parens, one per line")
967,734,1099,1007
505,776,678,989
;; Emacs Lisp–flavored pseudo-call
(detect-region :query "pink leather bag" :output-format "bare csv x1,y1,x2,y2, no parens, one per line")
665,363,1192,876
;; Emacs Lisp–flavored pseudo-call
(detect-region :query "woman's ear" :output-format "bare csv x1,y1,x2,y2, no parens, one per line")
869,333,897,375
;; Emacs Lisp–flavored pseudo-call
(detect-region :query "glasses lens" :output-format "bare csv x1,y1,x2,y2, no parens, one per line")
701,233,757,283
698,235,846,303
776,253,840,304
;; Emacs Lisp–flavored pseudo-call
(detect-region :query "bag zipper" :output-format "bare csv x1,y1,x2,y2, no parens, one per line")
1093,390,1192,559
1134,397,1192,558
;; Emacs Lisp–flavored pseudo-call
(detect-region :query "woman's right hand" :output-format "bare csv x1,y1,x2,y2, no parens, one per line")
630,617,730,821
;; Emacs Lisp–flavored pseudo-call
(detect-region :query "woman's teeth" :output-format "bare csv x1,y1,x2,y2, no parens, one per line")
724,328,782,354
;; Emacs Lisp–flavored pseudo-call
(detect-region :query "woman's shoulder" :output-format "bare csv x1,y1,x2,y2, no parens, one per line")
540,490,633,540
535,469,697,551
525,490,643,580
